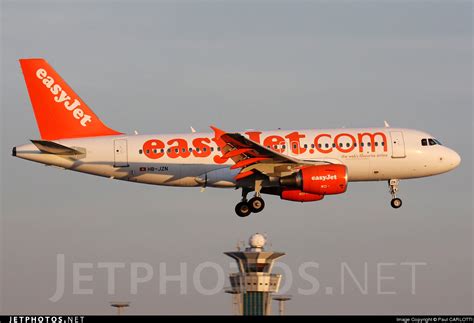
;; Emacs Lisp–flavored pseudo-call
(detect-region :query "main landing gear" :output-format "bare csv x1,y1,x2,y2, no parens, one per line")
235,197,265,217
235,182,266,217
388,179,402,209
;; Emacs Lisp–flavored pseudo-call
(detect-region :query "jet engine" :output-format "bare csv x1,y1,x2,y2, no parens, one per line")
280,164,348,195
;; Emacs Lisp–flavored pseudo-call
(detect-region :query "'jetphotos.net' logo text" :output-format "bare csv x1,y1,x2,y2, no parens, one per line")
49,254,427,302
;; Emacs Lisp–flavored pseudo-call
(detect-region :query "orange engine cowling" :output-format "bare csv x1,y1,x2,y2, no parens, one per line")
280,189,324,202
280,164,348,195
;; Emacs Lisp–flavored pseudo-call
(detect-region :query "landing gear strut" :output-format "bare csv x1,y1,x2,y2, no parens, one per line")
388,179,402,209
249,179,265,213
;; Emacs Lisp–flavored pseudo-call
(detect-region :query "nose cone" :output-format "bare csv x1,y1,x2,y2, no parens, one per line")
446,148,461,170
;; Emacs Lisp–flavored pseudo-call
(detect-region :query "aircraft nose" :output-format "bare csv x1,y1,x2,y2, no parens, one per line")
446,148,461,169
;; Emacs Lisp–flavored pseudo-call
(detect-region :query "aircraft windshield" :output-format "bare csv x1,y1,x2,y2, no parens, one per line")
422,138,442,146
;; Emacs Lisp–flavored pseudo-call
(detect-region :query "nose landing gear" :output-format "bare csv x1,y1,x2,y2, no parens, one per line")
388,179,402,209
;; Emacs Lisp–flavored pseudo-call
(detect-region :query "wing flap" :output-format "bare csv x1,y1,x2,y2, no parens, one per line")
211,126,341,180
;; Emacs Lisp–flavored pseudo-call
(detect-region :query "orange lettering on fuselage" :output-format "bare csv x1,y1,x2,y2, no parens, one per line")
357,132,388,153
334,133,356,153
263,135,285,153
192,137,212,158
314,134,333,153
141,131,388,161
245,131,262,143
143,139,165,159
286,131,306,154
167,138,190,159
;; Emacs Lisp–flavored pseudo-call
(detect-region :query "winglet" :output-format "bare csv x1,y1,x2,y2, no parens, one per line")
210,125,226,138
384,120,390,128
210,125,227,150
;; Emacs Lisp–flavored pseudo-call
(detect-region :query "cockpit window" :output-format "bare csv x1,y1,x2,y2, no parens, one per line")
422,138,442,146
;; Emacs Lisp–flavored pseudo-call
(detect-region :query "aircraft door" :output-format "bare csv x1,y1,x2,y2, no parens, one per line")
114,139,129,167
390,131,406,158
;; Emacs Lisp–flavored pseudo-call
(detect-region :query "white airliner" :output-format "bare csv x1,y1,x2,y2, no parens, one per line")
13,59,461,217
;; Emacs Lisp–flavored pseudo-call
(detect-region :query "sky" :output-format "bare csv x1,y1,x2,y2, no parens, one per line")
1,0,472,315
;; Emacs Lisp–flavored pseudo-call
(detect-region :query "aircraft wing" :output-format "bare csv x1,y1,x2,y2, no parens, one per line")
211,126,339,180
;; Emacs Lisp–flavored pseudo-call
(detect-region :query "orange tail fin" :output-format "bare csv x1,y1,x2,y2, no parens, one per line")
19,58,122,140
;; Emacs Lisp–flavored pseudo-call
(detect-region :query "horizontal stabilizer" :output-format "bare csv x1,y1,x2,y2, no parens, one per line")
31,140,81,155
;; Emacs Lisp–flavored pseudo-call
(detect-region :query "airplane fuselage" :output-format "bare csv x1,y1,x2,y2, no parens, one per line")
14,127,461,189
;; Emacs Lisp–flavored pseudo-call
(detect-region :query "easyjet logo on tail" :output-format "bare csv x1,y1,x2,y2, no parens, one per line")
36,68,92,127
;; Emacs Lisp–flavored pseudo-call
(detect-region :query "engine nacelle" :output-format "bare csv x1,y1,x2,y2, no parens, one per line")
280,189,324,202
280,164,348,195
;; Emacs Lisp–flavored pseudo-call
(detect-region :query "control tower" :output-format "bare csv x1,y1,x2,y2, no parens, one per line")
224,233,285,315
